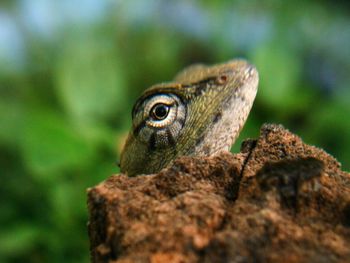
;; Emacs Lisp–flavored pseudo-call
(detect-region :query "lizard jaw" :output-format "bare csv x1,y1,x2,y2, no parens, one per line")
189,62,259,156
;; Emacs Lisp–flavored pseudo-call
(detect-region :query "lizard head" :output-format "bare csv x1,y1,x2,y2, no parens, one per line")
120,59,258,176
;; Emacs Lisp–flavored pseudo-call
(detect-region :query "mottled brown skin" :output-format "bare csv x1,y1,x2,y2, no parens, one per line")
120,59,259,176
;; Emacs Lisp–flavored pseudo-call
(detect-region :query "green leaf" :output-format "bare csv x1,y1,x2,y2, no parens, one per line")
55,34,127,122
0,223,40,256
21,110,95,176
49,181,83,227
0,98,23,146
303,102,350,171
251,43,302,112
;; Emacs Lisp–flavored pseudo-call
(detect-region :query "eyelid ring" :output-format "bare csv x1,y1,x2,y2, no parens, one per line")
144,95,177,128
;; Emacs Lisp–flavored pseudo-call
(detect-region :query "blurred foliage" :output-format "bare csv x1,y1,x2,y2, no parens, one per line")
0,0,349,262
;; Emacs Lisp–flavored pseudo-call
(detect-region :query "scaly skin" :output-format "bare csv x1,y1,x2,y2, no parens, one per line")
120,59,259,176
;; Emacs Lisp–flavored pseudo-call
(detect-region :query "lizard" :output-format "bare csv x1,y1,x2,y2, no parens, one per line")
120,59,259,176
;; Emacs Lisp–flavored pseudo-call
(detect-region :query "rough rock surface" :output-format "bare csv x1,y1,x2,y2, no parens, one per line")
87,124,350,263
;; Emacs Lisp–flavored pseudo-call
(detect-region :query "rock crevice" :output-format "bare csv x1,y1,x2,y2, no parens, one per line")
88,124,350,263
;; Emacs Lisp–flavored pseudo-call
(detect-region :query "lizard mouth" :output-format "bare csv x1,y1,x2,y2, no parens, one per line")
189,60,259,156
237,63,258,93
219,62,258,106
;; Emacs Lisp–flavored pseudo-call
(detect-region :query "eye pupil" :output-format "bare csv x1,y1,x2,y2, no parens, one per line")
152,104,169,120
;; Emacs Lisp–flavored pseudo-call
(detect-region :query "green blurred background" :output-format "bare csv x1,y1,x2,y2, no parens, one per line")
0,0,349,262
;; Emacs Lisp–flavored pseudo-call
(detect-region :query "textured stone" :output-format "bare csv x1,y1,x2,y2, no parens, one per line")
88,124,350,263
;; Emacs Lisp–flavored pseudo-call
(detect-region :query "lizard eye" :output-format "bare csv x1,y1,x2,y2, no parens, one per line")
151,104,170,120
132,93,186,149
144,95,177,129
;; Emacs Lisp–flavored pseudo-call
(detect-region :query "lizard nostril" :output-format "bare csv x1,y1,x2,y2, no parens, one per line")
217,74,228,85
246,64,257,77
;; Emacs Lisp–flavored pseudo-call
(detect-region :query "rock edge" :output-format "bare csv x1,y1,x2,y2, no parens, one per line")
88,124,350,263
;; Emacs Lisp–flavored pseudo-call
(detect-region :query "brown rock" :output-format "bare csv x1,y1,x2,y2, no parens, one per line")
87,124,350,263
